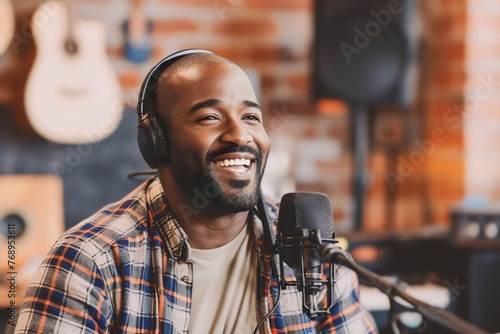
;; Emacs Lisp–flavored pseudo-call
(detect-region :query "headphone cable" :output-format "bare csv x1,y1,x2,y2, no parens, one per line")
127,169,157,180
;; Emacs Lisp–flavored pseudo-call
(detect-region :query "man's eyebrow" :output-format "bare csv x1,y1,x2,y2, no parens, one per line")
244,100,262,110
189,99,222,113
189,99,262,113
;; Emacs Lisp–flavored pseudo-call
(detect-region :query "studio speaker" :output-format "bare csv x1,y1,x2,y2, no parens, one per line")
0,175,64,306
468,251,500,332
450,208,500,332
313,0,419,105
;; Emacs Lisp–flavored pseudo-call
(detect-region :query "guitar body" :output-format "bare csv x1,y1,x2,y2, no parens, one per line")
25,0,123,144
0,0,15,55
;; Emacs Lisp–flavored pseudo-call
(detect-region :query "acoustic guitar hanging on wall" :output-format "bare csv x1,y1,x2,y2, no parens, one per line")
24,0,124,144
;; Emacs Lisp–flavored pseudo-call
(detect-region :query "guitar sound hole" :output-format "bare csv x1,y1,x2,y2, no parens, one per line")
0,213,26,239
65,39,79,55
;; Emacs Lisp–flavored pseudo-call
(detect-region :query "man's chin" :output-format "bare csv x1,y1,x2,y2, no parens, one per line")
211,182,259,212
217,192,258,212
229,179,251,189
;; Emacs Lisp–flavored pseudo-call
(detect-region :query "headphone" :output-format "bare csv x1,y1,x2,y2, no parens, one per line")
136,49,214,168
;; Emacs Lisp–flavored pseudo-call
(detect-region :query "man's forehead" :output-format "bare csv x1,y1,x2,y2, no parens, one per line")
165,53,233,77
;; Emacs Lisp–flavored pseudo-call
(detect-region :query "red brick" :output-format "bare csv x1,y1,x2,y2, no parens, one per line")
260,73,278,92
431,13,466,35
362,198,387,231
190,46,245,63
246,0,312,10
430,0,467,17
393,198,424,229
326,116,349,141
429,68,466,90
424,148,464,181
315,99,349,116
212,17,278,37
425,98,467,126
296,182,330,194
422,128,463,147
246,45,304,63
266,99,315,117
159,0,212,5
428,42,466,62
287,73,310,92
246,45,282,63
119,71,141,89
154,20,199,34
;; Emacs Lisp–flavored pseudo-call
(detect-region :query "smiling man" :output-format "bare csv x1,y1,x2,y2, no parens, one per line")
15,50,377,334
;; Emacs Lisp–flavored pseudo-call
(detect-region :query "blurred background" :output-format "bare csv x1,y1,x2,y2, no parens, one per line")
1,0,500,333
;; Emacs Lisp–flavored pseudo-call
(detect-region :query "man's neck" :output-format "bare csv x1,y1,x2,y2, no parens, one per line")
179,212,250,249
158,175,251,249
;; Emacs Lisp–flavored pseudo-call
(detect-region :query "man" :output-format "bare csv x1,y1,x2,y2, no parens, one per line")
15,50,377,333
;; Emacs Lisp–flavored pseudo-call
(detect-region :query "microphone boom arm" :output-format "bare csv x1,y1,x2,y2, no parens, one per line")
320,244,488,334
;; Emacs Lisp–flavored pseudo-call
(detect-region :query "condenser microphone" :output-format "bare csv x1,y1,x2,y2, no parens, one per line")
275,192,337,319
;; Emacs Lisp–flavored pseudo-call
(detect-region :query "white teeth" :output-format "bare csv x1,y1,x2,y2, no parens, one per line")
216,158,251,167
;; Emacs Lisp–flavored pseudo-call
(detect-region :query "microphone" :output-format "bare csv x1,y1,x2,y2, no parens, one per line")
275,192,337,319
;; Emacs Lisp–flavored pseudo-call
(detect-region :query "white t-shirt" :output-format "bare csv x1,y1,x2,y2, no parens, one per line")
189,225,258,334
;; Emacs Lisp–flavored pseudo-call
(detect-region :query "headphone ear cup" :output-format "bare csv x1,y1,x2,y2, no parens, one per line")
137,114,168,168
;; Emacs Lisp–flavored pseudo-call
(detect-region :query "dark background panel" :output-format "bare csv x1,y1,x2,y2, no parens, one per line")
0,105,149,230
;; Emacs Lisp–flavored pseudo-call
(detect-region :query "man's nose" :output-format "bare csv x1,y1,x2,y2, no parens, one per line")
220,119,252,146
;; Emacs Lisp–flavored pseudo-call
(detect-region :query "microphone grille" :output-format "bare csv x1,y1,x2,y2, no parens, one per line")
278,192,334,239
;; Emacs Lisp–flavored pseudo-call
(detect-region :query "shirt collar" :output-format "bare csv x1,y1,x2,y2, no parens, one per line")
146,177,189,260
145,177,267,260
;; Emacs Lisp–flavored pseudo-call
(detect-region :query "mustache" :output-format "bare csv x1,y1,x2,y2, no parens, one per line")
206,145,263,163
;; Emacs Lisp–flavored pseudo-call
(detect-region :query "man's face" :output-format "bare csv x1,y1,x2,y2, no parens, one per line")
159,61,270,213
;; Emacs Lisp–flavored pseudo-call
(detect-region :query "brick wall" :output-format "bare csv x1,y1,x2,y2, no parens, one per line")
418,0,467,226
464,1,500,203
7,0,490,232
80,0,470,231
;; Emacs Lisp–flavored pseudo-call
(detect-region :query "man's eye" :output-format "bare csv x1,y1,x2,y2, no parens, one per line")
199,115,219,122
244,115,262,123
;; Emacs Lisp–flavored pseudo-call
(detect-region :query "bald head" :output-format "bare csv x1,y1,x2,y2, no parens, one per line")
155,53,235,125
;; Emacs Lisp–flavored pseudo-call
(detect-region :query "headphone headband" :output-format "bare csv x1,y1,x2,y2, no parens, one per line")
137,49,214,119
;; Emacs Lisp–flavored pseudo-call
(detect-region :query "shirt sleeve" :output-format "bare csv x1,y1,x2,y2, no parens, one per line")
14,238,113,334
318,265,379,334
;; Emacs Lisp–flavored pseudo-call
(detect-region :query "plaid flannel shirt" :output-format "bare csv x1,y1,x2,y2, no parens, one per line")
15,177,377,334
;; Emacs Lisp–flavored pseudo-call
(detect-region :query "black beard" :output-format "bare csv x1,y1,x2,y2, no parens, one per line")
168,145,266,213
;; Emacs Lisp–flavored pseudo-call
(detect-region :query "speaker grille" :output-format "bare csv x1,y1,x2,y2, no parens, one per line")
278,192,334,239
451,208,500,249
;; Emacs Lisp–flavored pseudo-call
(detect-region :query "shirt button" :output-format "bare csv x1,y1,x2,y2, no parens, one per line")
181,276,190,283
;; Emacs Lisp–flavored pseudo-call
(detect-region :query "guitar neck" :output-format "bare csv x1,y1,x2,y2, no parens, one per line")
64,1,78,55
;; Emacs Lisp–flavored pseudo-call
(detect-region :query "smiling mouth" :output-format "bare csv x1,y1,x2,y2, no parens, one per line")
215,158,252,174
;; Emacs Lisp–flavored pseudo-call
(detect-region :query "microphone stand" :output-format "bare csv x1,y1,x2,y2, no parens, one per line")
320,244,488,334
